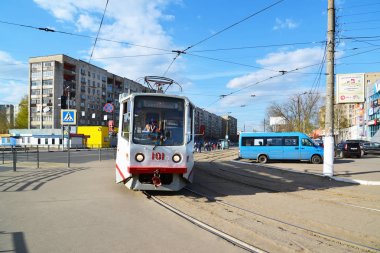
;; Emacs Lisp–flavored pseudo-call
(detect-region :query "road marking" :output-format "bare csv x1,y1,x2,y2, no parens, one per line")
341,203,380,212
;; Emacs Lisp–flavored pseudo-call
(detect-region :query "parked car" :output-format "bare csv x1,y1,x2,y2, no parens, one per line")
335,141,362,158
362,142,380,155
345,139,369,155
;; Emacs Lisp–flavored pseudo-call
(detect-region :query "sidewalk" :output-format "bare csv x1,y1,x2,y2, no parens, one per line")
233,154,380,186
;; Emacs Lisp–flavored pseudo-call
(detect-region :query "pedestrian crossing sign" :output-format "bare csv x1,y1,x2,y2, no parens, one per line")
61,109,77,125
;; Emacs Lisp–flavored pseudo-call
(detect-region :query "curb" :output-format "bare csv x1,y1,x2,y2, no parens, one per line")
231,160,380,186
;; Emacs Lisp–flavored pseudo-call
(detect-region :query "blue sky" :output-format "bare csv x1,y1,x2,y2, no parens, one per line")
1,0,380,131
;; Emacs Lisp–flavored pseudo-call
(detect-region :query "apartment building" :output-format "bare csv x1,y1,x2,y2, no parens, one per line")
28,54,151,129
194,107,238,142
336,72,380,141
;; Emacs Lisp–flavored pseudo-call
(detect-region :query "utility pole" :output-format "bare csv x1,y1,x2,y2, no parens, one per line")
323,0,335,176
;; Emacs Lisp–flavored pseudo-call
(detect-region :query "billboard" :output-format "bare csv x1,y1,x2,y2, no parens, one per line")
269,116,286,126
336,73,365,103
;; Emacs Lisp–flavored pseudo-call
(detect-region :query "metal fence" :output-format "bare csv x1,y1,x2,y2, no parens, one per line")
0,146,117,171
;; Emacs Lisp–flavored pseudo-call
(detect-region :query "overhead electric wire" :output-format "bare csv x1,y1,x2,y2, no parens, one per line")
92,52,174,59
188,40,326,53
336,46,380,60
185,52,277,72
206,44,380,107
338,2,380,9
162,0,285,76
0,19,172,53
338,10,380,17
89,0,109,63
341,19,380,25
342,27,380,32
309,42,327,95
182,0,285,53
206,59,329,107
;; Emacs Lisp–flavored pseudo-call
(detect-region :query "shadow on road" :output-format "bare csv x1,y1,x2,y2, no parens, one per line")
0,167,88,192
149,159,355,200
0,231,29,253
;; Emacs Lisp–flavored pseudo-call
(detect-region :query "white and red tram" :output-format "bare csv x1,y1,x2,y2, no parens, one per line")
115,92,195,191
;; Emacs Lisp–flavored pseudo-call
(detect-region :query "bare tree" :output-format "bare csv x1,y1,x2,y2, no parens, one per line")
267,92,321,133
319,104,349,131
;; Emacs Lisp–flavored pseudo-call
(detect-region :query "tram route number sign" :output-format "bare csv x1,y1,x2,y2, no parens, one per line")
61,109,77,125
103,103,114,113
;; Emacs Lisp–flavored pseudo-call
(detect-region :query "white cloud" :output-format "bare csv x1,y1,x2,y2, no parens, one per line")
0,51,28,105
214,47,325,113
226,47,325,89
273,18,298,30
76,14,99,32
33,0,180,79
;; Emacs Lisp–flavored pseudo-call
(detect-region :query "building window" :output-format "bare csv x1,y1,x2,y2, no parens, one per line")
31,81,40,87
42,97,52,104
42,88,53,95
31,90,41,95
43,71,53,78
43,116,52,121
31,72,41,80
30,99,40,104
32,63,42,68
42,80,53,86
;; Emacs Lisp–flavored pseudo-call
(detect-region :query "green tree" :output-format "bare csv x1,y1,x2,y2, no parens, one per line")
15,95,28,129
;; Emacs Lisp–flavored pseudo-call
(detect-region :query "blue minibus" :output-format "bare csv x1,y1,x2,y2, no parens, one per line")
239,132,323,164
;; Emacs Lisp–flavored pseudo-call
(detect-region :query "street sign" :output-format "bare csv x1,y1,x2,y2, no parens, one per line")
61,109,77,125
103,103,114,113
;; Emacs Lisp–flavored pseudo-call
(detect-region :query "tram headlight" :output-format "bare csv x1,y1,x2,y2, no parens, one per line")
135,153,145,162
172,154,181,163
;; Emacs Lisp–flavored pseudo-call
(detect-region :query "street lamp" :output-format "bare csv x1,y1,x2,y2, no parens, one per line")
226,112,231,140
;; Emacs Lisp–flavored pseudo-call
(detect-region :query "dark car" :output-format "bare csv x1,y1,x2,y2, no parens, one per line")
346,139,369,155
336,141,362,158
362,142,380,155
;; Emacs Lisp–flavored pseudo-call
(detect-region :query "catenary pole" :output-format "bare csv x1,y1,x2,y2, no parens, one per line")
323,0,335,176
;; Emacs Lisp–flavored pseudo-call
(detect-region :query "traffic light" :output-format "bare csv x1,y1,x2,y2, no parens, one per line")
60,96,67,109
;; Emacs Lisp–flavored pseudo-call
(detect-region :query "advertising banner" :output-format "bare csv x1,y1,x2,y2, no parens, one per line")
336,73,365,103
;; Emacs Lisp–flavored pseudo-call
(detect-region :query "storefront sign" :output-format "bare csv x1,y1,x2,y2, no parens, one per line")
375,82,380,93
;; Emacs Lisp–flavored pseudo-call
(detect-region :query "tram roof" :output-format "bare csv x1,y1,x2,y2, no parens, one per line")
119,92,193,105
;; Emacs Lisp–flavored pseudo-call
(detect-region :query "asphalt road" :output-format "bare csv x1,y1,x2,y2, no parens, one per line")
0,158,246,253
1,149,379,253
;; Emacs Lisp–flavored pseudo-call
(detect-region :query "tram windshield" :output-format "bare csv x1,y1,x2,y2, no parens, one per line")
132,96,185,146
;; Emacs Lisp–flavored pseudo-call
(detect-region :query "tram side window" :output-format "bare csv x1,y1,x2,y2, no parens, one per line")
122,100,131,140
187,105,194,143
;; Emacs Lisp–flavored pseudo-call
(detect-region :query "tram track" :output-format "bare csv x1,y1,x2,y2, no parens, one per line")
182,187,379,253
147,150,380,253
197,150,380,212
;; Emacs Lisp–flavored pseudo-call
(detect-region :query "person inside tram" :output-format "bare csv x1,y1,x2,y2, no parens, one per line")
143,123,151,132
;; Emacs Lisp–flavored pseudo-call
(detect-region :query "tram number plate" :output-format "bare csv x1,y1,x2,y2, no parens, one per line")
152,152,165,161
